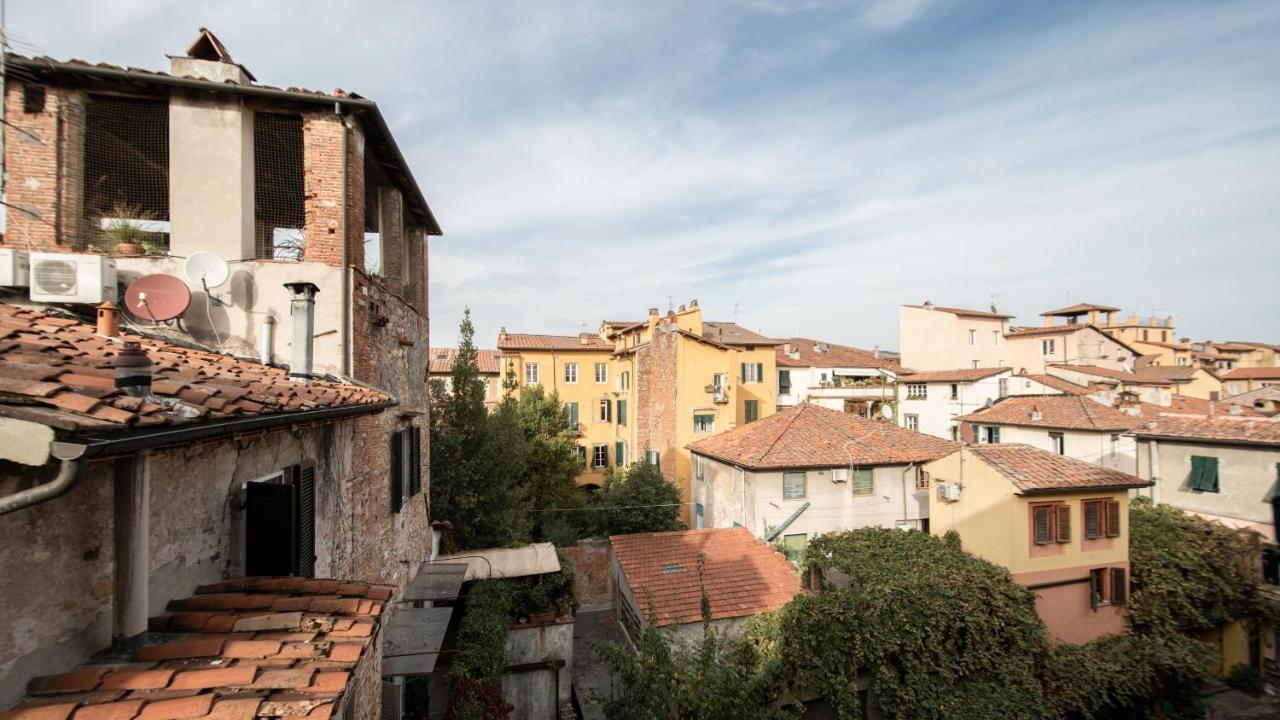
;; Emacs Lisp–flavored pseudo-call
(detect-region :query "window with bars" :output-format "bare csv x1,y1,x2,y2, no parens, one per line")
253,112,305,260
80,95,171,252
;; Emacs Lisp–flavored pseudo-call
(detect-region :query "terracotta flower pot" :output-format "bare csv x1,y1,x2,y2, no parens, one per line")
114,243,143,257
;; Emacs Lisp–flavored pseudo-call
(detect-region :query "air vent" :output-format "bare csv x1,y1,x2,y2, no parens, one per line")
660,563,685,574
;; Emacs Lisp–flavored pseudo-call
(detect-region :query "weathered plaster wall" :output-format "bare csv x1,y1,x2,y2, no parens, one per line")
502,620,574,720
1135,438,1279,542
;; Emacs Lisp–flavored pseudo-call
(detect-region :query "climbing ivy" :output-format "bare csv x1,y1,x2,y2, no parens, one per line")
449,580,515,720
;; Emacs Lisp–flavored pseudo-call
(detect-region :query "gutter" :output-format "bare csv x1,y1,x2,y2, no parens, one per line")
1017,481,1153,496
0,442,87,515
6,55,441,235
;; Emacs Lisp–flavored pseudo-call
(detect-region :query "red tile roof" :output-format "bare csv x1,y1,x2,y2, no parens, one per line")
899,367,1009,383
610,527,801,626
1161,395,1264,418
956,395,1139,432
775,338,901,370
1040,303,1121,316
428,347,502,374
966,444,1151,494
1,576,393,719
1004,325,1087,337
701,322,783,346
496,332,612,351
1048,364,1173,385
904,304,1012,319
0,304,390,434
1131,415,1280,446
1131,365,1207,383
1015,373,1090,395
688,403,959,469
1222,367,1280,380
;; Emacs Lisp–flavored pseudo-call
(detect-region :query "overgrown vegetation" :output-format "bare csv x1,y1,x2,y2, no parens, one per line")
509,555,578,620
1127,497,1268,633
588,461,685,537
600,527,1218,720
449,580,515,720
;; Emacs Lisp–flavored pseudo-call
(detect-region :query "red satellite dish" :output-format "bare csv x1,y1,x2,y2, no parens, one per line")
124,274,192,322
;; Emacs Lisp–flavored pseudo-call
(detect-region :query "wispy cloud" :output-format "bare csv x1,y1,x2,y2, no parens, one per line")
12,0,1280,347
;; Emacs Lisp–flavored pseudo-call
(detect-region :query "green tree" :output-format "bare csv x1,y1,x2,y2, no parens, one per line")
508,385,582,539
591,461,685,536
430,310,532,549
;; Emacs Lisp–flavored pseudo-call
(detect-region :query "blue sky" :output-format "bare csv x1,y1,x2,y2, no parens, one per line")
11,0,1279,348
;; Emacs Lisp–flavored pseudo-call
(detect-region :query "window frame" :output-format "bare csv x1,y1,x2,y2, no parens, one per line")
744,399,759,423
904,413,919,432
742,362,765,384
693,412,715,433
949,383,959,401
906,383,927,400
594,362,608,384
564,362,578,384
968,329,976,346
1049,431,1065,455
566,401,579,429
782,471,807,500
592,444,609,469
524,361,540,385
1042,338,1056,356
778,369,792,396
850,468,874,496
598,398,612,423
617,398,628,426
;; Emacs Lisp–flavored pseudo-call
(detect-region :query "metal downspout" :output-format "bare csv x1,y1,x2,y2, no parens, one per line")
339,103,351,378
0,442,88,515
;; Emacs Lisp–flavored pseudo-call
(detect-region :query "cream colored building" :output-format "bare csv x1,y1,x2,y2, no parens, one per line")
428,347,503,409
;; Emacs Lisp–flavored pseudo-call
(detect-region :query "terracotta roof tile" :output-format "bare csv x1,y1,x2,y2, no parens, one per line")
1015,373,1090,394
774,338,900,370
3,578,388,719
966,444,1151,493
1223,367,1280,381
904,304,1013,319
427,348,502,374
700,322,782,346
899,367,1009,383
0,303,390,434
688,403,958,469
956,395,1138,432
497,333,611,351
1047,364,1171,385
610,527,802,626
1132,415,1280,446
1040,303,1121,316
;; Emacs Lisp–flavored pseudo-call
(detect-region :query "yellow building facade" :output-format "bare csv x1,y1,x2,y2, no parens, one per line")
926,445,1149,644
499,301,779,522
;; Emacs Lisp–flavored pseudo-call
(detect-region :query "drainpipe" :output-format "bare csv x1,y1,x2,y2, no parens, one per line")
901,463,915,524
338,103,352,377
284,282,320,383
0,442,89,515
260,315,275,365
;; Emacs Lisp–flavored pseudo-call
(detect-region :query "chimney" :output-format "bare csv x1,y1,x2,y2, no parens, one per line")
97,301,120,337
113,342,152,398
923,300,934,309
690,299,698,308
1030,406,1042,421
170,28,254,85
783,343,793,355
579,332,592,345
284,282,320,383
648,307,659,317
873,345,880,358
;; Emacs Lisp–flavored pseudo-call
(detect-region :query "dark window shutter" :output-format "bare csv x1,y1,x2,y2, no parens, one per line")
246,481,296,576
1033,506,1052,545
741,362,748,382
1188,456,1205,491
1203,456,1220,492
1084,501,1101,539
381,680,403,720
409,427,422,496
615,441,624,466
1105,500,1121,538
991,426,1001,443
1089,569,1102,609
756,363,764,383
295,465,316,579
390,430,403,513
1055,504,1071,543
1110,567,1127,605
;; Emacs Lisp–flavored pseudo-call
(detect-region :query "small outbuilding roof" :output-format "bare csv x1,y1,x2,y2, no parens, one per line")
964,444,1151,494
610,527,802,627
435,542,562,581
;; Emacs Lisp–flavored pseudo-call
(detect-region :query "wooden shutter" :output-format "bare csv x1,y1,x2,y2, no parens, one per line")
1033,505,1052,545
1054,504,1071,543
615,441,624,466
1084,501,1101,539
1187,456,1205,491
246,481,296,576
991,426,1000,443
1203,456,1220,492
390,430,403,513
409,427,422,496
1105,500,1121,538
295,465,316,579
755,363,764,383
381,680,403,720
1089,569,1102,609
1110,567,1127,605
745,400,758,423
741,362,749,382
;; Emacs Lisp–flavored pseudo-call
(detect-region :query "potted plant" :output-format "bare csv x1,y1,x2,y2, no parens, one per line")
94,204,164,256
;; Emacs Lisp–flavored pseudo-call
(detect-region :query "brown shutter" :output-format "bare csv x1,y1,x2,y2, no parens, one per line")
1033,506,1052,545
390,430,403,513
1054,505,1071,543
295,465,316,579
1110,567,1127,605
1105,500,1121,538
1088,569,1101,609
1084,501,1101,539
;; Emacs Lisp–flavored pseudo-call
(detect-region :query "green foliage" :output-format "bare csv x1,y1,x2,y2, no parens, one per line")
93,203,163,254
1128,498,1267,633
1042,632,1213,719
1225,663,1264,696
446,677,512,720
452,580,513,683
508,384,583,538
509,557,578,618
589,462,685,536
431,310,533,549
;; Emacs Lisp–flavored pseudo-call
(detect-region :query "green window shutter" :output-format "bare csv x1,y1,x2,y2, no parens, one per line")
779,370,791,395
741,362,749,382
566,402,578,427
1203,456,1219,492
616,441,624,466
618,400,627,426
1187,456,1204,490
756,363,764,383
991,427,1000,443
745,400,758,423
1189,455,1219,492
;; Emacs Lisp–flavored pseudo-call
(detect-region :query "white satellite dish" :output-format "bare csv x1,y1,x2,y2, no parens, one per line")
880,404,894,419
183,251,230,289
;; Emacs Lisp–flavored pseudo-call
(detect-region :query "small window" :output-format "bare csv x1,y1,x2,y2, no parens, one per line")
1089,568,1107,609
1055,504,1071,543
914,467,930,491
595,363,608,384
976,425,1000,444
693,413,715,433
615,441,627,467
618,399,628,426
1188,455,1220,493
566,402,579,428
993,330,1000,346
949,383,959,401
782,533,806,554
1049,432,1065,455
1110,434,1119,459
592,444,609,469
1042,339,1056,356
968,329,976,346
1083,500,1107,539
564,362,578,384
783,471,807,499
949,426,960,441
619,371,630,391
744,400,759,423
778,370,792,396
524,362,540,385
695,503,705,529
904,414,919,432
599,399,613,423
906,383,927,400
998,378,1008,397
851,468,874,496
576,445,587,466
742,362,765,384
1032,505,1053,545
23,85,46,114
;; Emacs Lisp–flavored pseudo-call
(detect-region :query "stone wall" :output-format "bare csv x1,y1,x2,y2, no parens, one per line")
635,323,680,482
559,540,613,610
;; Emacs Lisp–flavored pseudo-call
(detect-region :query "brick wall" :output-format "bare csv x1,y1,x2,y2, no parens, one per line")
378,187,405,289
559,540,613,610
302,113,366,269
2,81,86,250
635,321,680,483
347,621,384,720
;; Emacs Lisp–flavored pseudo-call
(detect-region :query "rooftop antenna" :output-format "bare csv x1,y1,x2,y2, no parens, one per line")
733,301,741,323
989,293,1002,313
667,295,673,312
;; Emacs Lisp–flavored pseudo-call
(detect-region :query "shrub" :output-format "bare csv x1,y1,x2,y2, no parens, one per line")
590,461,685,536
452,581,513,683
1225,663,1264,696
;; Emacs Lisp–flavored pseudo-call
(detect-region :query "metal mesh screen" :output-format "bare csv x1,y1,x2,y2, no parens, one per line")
81,95,170,252
253,111,305,260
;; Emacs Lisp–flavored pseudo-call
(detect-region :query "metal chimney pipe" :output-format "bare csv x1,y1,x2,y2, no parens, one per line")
283,282,320,383
260,315,275,365
113,341,153,398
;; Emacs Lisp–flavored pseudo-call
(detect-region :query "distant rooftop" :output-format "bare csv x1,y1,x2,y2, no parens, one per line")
1040,303,1121,316
966,444,1151,494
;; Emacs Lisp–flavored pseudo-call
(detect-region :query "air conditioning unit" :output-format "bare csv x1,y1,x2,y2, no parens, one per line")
937,483,962,502
832,468,849,483
29,252,117,304
0,249,30,287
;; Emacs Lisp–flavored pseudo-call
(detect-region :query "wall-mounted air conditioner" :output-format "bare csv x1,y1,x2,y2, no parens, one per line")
0,249,30,287
937,483,962,502
29,252,117,304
